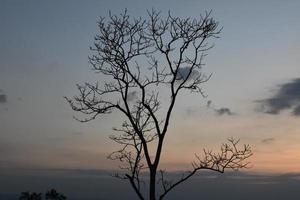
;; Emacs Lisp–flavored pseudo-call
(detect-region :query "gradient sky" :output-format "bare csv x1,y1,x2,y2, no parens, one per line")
1,0,300,177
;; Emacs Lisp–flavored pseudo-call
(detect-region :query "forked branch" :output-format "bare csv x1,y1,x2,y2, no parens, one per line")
159,138,252,199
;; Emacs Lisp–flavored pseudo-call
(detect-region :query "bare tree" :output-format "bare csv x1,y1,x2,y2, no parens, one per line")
66,9,252,200
19,189,67,200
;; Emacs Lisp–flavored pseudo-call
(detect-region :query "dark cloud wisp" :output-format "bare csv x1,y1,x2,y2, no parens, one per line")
261,137,275,144
205,100,235,116
0,94,7,104
257,78,300,116
215,107,234,116
127,91,137,102
176,67,200,81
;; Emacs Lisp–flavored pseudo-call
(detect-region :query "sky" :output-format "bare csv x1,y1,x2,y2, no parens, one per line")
1,0,300,198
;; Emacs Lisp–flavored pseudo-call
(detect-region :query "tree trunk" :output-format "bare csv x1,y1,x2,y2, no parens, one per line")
149,168,156,200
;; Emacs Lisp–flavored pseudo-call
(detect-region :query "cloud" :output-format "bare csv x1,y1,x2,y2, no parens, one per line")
127,91,137,102
292,104,300,116
257,78,300,116
261,138,275,144
214,107,234,116
176,67,200,81
207,100,212,108
205,100,235,116
0,94,7,104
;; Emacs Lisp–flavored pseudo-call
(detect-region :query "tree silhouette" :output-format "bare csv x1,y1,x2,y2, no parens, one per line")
66,9,252,200
19,192,42,200
45,189,67,200
19,189,67,200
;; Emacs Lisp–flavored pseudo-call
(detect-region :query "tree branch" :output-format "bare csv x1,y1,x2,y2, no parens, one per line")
159,138,252,199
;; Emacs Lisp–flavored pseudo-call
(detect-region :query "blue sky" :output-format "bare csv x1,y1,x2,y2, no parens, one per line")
1,0,300,178
2,0,300,199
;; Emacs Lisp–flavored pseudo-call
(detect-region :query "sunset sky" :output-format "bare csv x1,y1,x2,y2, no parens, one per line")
1,0,300,182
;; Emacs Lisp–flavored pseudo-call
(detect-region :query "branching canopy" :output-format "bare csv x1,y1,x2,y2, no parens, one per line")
66,9,252,200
